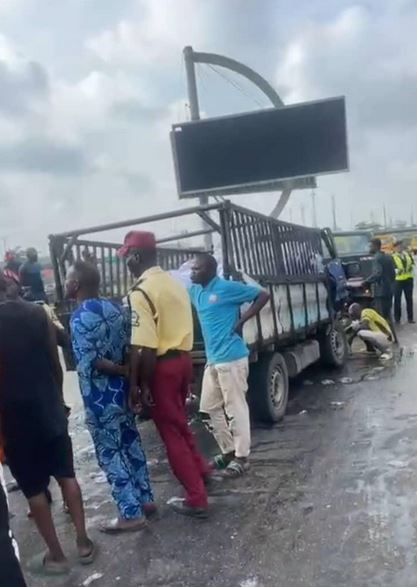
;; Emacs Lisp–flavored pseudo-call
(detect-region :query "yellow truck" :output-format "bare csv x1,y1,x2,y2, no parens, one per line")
375,229,417,254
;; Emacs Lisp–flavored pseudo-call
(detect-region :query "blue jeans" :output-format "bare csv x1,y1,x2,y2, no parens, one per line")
87,405,153,520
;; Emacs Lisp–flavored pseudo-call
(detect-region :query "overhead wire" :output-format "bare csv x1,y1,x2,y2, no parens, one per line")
204,63,266,109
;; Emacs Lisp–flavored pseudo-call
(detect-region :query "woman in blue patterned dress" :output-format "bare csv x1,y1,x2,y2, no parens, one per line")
66,261,154,533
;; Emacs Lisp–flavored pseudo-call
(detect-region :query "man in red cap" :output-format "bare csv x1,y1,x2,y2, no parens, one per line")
119,231,210,518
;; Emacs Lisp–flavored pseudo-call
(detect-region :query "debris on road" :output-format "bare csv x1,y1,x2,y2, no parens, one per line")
339,377,353,384
330,401,345,409
240,578,260,587
303,379,314,386
298,410,308,416
321,379,335,386
82,573,104,586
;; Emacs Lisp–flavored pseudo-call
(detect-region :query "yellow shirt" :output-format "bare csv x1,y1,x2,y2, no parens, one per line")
129,266,193,356
361,308,393,338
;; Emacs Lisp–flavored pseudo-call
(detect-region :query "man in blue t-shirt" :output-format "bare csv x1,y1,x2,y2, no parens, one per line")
189,254,269,478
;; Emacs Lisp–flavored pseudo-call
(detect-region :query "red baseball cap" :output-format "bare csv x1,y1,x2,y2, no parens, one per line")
117,230,156,257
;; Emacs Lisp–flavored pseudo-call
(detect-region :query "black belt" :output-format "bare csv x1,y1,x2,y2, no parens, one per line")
157,350,187,361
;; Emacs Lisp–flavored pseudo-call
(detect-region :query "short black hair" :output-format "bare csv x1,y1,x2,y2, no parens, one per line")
195,253,218,272
72,260,100,289
371,237,382,250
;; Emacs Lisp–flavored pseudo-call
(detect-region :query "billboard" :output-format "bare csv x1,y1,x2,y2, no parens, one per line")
171,96,348,199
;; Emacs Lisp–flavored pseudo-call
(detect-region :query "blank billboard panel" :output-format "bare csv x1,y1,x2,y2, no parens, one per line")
171,96,348,198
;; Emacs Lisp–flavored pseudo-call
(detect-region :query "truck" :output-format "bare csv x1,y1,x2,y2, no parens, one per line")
375,228,417,255
333,230,373,306
49,201,348,424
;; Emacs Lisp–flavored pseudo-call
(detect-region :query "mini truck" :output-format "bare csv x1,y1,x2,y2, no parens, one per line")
49,201,348,424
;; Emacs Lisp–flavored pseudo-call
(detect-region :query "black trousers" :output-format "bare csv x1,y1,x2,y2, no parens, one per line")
374,296,393,321
0,483,27,587
394,279,414,322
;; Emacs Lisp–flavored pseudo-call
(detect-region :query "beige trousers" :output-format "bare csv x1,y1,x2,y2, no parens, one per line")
200,357,251,458
358,330,391,352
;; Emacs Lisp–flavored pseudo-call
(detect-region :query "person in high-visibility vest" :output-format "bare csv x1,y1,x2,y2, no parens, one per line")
392,239,415,324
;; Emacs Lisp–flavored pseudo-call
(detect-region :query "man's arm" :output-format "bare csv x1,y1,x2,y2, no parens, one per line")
235,290,270,334
364,256,382,285
95,359,127,377
129,290,158,409
45,313,64,396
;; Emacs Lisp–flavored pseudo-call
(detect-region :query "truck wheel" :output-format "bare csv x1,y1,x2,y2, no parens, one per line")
320,324,348,368
248,353,289,424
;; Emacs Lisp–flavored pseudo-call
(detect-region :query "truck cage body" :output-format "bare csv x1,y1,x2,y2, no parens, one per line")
49,201,332,366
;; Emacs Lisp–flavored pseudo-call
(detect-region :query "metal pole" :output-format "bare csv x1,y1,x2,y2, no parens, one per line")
311,191,318,228
331,194,337,231
183,46,212,251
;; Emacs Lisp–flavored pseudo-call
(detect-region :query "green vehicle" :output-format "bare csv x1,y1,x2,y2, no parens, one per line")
333,230,373,304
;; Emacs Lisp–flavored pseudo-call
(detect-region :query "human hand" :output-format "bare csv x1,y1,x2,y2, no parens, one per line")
234,321,243,336
129,387,142,414
141,387,155,408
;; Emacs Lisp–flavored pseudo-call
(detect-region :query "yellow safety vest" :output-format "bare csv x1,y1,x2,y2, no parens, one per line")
392,252,414,281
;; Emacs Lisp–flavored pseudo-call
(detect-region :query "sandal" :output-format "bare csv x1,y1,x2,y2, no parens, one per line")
220,459,250,479
99,518,148,535
27,552,70,576
209,453,234,471
78,539,97,565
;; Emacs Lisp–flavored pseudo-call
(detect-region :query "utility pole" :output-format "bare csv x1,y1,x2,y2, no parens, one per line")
183,46,213,250
383,204,387,228
331,194,337,231
311,191,317,228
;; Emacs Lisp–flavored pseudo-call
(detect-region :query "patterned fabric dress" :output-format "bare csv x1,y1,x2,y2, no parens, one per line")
71,299,153,519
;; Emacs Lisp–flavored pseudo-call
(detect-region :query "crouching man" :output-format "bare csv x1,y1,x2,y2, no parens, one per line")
348,303,393,359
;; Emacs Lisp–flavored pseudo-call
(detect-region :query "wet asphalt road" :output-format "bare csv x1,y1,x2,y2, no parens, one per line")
6,323,417,587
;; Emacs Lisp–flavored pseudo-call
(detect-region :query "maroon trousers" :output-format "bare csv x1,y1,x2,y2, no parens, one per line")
150,353,209,508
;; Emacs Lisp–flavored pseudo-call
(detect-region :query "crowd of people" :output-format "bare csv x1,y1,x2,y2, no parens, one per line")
0,231,269,580
0,232,415,581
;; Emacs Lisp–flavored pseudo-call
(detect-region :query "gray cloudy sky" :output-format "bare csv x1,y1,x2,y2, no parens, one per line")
0,0,416,251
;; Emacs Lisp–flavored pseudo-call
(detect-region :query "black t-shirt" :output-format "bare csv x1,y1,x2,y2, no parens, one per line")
19,261,45,300
0,300,67,445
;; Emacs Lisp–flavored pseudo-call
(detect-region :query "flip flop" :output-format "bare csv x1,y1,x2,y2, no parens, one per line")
27,552,70,576
78,540,97,566
99,519,148,535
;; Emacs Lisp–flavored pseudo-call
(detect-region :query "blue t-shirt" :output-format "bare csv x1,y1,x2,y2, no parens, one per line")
189,277,260,365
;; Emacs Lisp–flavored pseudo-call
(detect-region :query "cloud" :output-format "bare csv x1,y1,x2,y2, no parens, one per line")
276,4,417,130
0,34,48,116
86,0,212,68
0,137,90,175
1,0,417,248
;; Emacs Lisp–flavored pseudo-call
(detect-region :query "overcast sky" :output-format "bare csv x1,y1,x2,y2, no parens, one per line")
0,0,416,252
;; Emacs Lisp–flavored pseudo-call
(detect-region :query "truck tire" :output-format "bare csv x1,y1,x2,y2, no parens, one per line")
248,352,289,424
320,324,348,368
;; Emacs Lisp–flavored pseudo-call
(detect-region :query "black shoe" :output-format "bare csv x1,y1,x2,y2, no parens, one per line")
408,320,415,324
169,499,208,519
